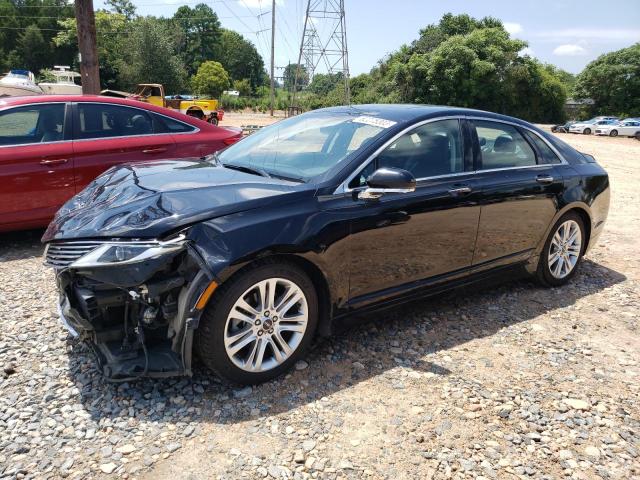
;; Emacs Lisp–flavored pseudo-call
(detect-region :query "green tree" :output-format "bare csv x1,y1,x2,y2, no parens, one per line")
172,4,221,76
233,78,252,96
216,29,265,90
55,11,129,89
283,64,309,91
574,43,640,117
105,0,136,20
15,25,50,73
118,17,187,93
191,61,230,97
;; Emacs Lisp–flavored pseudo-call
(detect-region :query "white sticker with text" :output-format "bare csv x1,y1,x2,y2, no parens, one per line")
352,115,397,129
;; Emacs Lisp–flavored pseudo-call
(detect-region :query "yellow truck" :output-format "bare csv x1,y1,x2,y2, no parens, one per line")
102,83,225,125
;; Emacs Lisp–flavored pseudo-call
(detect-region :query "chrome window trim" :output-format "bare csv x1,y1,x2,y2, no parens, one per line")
73,101,200,142
0,101,71,149
335,114,568,195
465,115,569,166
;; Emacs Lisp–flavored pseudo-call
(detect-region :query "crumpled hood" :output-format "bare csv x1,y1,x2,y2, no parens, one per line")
43,159,311,241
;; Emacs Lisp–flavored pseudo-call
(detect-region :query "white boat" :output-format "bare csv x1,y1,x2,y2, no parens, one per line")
38,66,82,95
0,70,44,97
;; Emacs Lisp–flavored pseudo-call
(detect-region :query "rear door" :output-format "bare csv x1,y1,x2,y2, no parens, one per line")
0,102,75,229
469,119,564,265
71,102,176,192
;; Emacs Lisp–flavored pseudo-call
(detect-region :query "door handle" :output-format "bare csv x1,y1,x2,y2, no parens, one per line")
536,174,554,184
39,158,68,166
448,185,472,197
142,147,168,154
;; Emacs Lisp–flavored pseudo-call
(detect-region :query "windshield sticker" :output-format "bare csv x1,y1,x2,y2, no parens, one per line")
352,115,397,129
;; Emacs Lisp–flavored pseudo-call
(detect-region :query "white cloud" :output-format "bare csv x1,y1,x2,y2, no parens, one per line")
553,44,588,56
537,28,640,41
503,22,523,36
519,46,535,56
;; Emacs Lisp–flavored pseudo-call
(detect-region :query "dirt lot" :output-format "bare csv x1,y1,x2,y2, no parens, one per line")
0,122,638,480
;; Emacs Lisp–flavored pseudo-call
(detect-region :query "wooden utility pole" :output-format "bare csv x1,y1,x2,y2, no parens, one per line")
75,0,100,94
269,0,275,116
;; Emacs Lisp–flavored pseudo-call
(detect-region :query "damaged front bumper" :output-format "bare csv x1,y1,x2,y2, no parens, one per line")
46,235,216,381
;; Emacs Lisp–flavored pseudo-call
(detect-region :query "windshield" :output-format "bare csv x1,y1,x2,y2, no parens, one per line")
217,111,389,182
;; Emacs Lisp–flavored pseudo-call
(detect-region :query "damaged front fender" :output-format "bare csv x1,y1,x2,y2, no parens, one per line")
54,239,218,381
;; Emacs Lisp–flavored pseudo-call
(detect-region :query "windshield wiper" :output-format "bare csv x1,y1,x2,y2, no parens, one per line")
222,163,271,178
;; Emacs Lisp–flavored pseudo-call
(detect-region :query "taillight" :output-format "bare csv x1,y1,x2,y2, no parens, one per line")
223,136,241,146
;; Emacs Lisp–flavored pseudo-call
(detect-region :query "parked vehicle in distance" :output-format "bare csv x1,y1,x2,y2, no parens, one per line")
0,95,242,232
0,70,43,97
551,121,574,133
43,105,610,385
104,83,225,125
569,118,618,135
595,120,640,137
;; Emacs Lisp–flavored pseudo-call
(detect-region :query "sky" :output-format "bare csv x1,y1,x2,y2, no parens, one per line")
96,0,640,76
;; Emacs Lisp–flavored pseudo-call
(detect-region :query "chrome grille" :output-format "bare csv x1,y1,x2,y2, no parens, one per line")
44,241,105,268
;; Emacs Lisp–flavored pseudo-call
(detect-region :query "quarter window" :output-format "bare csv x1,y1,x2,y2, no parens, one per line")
474,121,536,169
77,103,154,139
377,119,464,179
523,131,562,164
0,104,66,146
152,113,196,133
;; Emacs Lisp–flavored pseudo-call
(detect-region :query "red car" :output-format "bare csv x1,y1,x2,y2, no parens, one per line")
0,95,242,232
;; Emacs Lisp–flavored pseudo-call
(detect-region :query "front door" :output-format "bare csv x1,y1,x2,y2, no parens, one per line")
72,102,176,192
0,102,75,229
345,118,481,303
470,119,564,264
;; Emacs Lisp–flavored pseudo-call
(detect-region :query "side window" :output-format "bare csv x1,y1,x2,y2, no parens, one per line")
524,131,562,164
152,113,196,133
77,103,154,139
0,104,65,146
348,160,377,189
474,121,537,169
377,119,464,179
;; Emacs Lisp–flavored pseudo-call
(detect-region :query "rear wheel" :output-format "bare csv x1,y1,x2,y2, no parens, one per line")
609,129,618,137
208,115,219,126
535,212,585,287
583,128,591,135
196,261,318,384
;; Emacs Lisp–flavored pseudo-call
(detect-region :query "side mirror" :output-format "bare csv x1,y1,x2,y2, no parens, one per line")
357,167,416,200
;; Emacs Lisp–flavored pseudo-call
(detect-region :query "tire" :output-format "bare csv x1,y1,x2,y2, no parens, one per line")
583,128,591,135
535,212,586,287
196,261,318,384
208,116,219,126
609,130,618,137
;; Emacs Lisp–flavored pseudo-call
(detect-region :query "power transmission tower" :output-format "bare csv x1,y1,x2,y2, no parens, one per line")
292,0,350,108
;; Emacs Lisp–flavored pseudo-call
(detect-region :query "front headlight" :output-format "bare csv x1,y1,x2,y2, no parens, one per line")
70,235,186,268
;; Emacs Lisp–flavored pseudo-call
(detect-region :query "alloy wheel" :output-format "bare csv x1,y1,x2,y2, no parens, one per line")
223,277,308,372
548,219,582,279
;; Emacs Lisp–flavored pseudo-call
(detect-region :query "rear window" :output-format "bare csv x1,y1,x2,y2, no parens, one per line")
523,131,562,164
152,113,196,133
77,103,153,139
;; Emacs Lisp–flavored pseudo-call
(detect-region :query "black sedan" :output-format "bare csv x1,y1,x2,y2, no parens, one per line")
43,105,610,384
551,121,575,133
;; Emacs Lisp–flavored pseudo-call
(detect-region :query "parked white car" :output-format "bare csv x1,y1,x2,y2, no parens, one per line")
569,118,618,135
595,120,640,138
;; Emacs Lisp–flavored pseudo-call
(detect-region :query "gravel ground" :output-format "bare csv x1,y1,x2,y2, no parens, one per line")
0,130,638,480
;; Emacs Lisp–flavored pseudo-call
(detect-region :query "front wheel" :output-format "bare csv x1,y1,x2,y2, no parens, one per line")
196,261,318,384
535,212,585,287
583,128,591,135
609,130,618,137
208,116,219,126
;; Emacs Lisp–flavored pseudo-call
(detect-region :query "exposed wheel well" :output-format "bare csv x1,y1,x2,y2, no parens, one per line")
568,207,591,253
186,108,204,119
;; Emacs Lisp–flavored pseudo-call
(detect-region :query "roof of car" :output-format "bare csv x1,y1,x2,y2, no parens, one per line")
316,103,534,127
0,94,218,129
